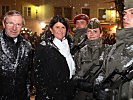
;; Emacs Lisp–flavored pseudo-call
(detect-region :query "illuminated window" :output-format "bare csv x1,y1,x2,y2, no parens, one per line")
98,9,106,20
24,7,31,18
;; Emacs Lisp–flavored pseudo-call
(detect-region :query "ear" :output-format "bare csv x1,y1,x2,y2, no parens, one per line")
2,20,5,28
100,32,103,38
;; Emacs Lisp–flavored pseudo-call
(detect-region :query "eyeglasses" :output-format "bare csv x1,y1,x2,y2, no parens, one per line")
5,21,23,28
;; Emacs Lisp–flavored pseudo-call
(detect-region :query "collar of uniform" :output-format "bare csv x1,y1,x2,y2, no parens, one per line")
86,38,103,47
116,28,133,42
74,28,87,36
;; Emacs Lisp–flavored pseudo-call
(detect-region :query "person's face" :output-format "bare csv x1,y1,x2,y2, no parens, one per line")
123,8,133,28
87,28,102,40
50,22,66,40
76,19,87,29
2,15,23,38
23,34,29,40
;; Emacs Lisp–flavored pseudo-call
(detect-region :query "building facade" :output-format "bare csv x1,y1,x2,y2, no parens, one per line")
0,0,116,35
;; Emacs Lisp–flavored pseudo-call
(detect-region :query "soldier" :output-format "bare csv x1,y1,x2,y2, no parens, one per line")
72,14,89,47
99,0,133,100
73,18,107,100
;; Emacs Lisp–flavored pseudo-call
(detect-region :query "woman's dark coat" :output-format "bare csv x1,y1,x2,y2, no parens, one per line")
34,41,75,100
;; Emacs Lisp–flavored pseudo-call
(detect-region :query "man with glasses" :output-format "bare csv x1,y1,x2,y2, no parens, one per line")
0,10,32,100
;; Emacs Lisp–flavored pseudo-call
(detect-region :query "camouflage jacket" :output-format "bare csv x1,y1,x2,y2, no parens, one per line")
103,28,133,100
74,38,107,78
73,28,87,46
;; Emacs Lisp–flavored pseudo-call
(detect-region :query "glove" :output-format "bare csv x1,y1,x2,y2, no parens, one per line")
95,75,104,85
72,76,93,92
93,84,111,100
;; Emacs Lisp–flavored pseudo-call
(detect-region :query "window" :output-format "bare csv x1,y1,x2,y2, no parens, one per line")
82,8,90,17
2,6,9,16
24,7,31,18
64,7,72,20
54,7,62,16
98,9,106,20
54,7,72,20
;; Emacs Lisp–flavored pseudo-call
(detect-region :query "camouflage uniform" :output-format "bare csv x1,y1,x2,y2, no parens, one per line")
103,28,133,100
74,38,107,100
73,28,87,47
75,39,105,76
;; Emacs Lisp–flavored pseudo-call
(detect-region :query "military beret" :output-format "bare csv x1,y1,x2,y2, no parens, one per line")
73,14,89,24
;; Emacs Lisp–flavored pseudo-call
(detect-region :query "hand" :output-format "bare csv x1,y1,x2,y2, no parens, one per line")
95,75,104,85
94,84,111,100
72,76,93,92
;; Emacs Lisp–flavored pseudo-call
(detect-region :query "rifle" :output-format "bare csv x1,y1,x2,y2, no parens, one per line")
73,62,104,92
71,35,87,55
97,62,133,90
94,63,133,100
83,63,103,83
111,63,133,90
100,69,119,89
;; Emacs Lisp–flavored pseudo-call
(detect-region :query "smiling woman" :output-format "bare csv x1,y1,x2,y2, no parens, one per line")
34,15,76,100
50,22,66,40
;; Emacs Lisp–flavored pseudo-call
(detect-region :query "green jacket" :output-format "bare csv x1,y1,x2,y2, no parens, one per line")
103,28,133,100
75,38,106,78
73,28,87,46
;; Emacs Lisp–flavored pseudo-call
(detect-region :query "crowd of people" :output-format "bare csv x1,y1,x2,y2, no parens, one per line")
0,0,133,100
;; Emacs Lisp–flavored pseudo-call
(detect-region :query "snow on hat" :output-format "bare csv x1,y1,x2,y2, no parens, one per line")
124,0,133,10
73,14,89,24
87,18,102,32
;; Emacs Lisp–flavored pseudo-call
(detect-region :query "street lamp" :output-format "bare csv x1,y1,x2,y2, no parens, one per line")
36,6,39,19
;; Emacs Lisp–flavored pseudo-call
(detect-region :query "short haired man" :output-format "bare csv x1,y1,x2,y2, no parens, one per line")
0,10,32,100
74,14,89,30
72,14,89,47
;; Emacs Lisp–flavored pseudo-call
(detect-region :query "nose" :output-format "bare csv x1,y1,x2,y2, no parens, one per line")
89,31,94,35
123,13,128,21
12,24,17,30
76,23,81,29
59,28,63,32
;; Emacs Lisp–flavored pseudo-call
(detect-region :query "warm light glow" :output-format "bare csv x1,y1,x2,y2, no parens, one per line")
25,28,27,30
106,10,116,22
111,13,115,17
23,31,25,33
40,22,46,28
114,25,117,29
110,25,117,34
36,6,39,10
